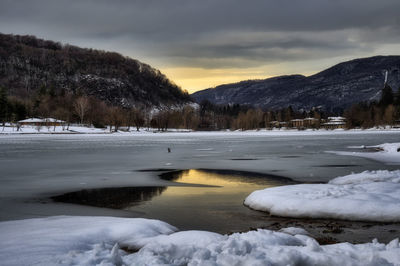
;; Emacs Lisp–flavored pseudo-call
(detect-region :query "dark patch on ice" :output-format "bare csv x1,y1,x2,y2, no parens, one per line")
159,169,297,184
51,186,166,209
137,168,177,172
230,158,259,161
317,164,359,168
348,147,382,153
280,155,301,158
315,236,339,245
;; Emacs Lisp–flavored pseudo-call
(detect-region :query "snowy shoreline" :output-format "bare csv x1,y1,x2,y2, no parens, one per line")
1,216,399,266
1,126,400,137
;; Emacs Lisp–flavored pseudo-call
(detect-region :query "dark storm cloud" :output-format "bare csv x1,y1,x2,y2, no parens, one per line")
0,0,399,68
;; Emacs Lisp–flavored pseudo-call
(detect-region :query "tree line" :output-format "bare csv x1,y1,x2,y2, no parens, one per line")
0,84,327,131
345,83,400,128
1,83,399,131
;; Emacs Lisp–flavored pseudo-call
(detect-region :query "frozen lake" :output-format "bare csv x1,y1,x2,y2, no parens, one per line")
1,131,399,238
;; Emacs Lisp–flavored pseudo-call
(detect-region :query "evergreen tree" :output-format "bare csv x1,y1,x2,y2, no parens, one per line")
394,86,400,106
379,84,394,106
284,106,294,121
14,102,27,121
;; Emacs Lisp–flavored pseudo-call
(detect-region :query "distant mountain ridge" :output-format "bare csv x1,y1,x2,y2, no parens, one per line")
192,56,400,111
0,33,191,107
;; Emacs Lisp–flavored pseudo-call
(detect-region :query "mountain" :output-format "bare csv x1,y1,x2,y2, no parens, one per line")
192,56,400,111
0,33,191,107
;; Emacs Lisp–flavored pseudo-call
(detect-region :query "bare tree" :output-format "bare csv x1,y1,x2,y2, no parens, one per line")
107,106,124,132
74,96,90,125
54,107,69,131
132,108,145,131
182,106,195,129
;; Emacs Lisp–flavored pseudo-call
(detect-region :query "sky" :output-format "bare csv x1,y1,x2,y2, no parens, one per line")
0,0,399,93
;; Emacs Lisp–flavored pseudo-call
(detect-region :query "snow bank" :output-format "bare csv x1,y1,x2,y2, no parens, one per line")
1,216,400,265
244,170,400,222
128,229,400,266
328,142,400,164
0,216,176,266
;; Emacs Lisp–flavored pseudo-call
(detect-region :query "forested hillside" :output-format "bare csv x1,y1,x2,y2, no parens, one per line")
0,33,191,107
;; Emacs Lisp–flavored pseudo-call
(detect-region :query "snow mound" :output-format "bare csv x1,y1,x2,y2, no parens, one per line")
1,216,400,265
328,142,400,164
0,216,176,266
330,170,400,185
127,229,400,266
244,170,400,222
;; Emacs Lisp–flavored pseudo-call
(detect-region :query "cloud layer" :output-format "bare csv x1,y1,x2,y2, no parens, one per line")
1,0,399,91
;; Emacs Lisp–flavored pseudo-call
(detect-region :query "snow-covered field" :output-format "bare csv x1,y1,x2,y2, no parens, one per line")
0,216,399,266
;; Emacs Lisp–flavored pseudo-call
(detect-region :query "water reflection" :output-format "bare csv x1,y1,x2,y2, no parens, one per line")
158,169,294,196
160,169,295,185
129,169,293,232
51,186,166,209
52,169,294,233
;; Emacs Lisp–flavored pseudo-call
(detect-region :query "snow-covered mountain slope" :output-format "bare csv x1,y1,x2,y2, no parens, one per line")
192,56,400,111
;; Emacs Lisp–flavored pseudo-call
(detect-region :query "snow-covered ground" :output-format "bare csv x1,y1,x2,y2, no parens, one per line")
0,216,399,266
1,124,400,136
131,228,400,266
327,142,400,164
0,124,192,134
245,170,400,222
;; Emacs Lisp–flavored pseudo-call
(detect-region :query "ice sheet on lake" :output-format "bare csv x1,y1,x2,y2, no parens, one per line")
327,142,400,164
1,216,399,266
244,170,400,222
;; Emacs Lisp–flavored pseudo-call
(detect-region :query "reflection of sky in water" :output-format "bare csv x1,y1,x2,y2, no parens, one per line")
160,169,279,196
126,169,287,233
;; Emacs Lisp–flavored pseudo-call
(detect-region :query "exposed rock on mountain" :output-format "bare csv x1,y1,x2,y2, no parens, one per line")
192,56,400,111
0,33,191,107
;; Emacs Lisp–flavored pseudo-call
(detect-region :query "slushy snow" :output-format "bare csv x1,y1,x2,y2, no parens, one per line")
244,170,400,222
1,216,400,266
328,142,400,164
